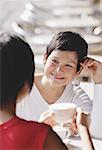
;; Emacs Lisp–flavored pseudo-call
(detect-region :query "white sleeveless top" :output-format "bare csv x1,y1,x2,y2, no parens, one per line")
16,83,92,121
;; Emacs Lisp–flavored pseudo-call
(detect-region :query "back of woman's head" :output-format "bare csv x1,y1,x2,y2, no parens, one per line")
0,33,35,111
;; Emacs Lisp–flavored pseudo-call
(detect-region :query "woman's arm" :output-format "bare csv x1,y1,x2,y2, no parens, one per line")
81,58,102,139
43,128,68,150
77,108,95,150
79,125,95,150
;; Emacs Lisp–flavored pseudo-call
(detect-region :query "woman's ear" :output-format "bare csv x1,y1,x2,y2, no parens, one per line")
43,52,47,64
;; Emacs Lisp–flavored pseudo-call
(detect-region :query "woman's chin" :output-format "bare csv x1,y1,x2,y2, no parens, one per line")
49,78,67,87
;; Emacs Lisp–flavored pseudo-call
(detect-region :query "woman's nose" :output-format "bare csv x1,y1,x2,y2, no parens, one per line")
55,65,63,72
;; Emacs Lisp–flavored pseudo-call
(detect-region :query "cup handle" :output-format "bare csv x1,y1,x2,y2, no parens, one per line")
39,110,55,122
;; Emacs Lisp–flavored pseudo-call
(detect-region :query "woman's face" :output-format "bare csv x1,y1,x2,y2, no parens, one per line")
43,50,78,87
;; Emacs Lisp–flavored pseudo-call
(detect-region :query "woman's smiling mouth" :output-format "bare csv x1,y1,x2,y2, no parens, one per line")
51,74,65,80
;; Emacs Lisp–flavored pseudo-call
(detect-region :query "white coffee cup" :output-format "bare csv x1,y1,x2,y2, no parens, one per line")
49,103,76,124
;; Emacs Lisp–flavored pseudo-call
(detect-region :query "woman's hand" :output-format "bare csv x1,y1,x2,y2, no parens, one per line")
80,58,102,84
39,110,56,127
76,108,88,130
76,108,95,150
66,108,89,136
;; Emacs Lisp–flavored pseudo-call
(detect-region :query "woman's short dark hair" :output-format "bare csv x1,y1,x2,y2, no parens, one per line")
46,31,88,71
0,33,35,111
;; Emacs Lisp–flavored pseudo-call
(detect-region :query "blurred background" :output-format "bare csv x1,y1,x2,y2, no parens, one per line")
0,0,102,74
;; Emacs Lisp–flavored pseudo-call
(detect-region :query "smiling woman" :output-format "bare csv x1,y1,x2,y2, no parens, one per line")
16,31,102,141
16,31,92,121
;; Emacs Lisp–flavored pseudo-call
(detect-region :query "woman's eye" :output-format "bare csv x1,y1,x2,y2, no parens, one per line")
51,59,58,64
66,64,73,68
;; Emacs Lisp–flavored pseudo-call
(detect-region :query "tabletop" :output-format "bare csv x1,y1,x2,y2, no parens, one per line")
63,135,102,150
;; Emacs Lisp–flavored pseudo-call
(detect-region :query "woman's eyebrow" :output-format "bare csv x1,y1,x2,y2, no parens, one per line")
51,56,58,59
50,56,78,64
66,59,78,64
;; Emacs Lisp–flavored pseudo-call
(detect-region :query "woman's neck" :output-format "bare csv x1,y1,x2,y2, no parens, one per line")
39,75,66,104
0,110,14,124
